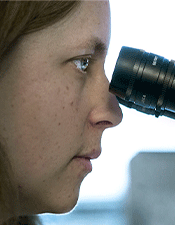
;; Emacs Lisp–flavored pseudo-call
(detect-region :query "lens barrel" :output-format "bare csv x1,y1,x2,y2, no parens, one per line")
109,46,175,119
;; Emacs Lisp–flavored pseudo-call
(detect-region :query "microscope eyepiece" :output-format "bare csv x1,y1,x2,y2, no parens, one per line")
109,46,175,119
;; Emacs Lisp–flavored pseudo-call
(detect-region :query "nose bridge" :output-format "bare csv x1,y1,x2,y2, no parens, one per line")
90,68,111,103
88,71,123,128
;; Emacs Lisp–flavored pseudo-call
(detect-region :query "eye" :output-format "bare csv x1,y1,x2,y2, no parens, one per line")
73,58,90,73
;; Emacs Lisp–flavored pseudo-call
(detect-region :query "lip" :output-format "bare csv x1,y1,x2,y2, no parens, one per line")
73,157,92,172
73,149,101,172
78,149,101,160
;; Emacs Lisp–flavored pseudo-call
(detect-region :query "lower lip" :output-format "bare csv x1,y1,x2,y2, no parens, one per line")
73,157,92,172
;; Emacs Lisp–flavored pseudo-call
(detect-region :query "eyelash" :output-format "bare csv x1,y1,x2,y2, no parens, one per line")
73,57,96,73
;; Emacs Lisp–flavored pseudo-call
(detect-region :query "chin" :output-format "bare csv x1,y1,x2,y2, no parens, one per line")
48,199,78,215
45,189,80,215
59,202,78,214
40,198,78,216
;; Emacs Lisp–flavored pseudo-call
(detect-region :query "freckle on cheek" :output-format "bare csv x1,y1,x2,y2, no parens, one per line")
58,123,61,126
18,185,23,192
70,101,74,106
66,86,69,90
55,141,60,146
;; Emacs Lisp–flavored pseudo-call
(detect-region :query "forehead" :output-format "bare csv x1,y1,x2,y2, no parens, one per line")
54,1,110,44
29,1,110,49
13,1,111,61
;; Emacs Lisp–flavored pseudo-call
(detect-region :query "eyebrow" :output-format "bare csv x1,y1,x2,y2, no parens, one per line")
91,38,108,56
76,37,108,56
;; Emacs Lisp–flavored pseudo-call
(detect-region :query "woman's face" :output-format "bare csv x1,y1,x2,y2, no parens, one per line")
0,1,122,215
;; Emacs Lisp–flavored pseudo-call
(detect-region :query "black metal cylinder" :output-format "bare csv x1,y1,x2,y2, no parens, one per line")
109,46,175,119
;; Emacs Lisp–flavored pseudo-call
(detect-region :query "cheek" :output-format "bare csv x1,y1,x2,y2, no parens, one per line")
7,76,86,179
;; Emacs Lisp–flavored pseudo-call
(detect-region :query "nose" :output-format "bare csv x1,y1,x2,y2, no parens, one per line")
88,73,123,130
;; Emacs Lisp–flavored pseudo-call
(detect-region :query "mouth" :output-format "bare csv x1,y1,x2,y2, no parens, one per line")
72,156,93,172
72,149,101,172
78,149,101,160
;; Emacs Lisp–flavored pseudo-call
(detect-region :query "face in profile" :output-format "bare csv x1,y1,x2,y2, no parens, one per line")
0,1,122,215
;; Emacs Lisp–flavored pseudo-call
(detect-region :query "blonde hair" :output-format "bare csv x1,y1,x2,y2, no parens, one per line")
0,1,80,224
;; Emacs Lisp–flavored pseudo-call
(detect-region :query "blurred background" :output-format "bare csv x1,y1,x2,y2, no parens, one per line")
40,0,175,224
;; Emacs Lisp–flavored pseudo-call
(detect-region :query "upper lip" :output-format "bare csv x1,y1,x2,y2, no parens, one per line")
75,149,101,160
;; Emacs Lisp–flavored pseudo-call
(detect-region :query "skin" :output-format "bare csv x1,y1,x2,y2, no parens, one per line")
0,0,122,220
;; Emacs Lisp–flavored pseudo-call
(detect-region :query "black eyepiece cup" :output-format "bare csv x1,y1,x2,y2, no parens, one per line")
109,46,175,119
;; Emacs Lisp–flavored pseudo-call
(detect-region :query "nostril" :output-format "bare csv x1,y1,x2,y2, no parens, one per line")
96,121,113,126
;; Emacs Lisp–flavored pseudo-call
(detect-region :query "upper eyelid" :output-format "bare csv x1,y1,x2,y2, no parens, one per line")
69,54,93,61
72,55,98,64
65,49,105,64
70,55,96,64
62,54,91,66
